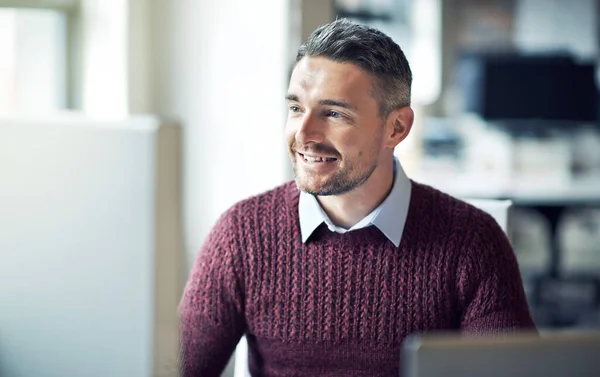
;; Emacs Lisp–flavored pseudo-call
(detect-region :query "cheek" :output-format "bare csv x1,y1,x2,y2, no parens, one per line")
335,133,359,155
337,132,378,162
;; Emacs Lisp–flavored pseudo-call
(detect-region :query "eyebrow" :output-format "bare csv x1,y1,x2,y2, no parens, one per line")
285,93,357,112
285,93,299,102
319,99,357,112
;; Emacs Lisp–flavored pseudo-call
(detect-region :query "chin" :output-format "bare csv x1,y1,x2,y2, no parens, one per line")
295,175,324,194
295,178,340,196
295,176,316,192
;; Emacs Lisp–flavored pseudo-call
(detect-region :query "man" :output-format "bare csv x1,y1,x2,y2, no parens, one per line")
179,19,536,377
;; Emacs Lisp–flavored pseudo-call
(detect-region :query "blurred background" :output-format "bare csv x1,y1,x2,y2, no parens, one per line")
0,0,599,376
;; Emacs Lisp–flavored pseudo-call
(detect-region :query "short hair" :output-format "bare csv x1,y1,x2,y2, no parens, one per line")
296,18,412,117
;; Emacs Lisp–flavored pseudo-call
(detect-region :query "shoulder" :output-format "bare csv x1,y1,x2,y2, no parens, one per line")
408,180,510,262
201,180,298,256
212,180,299,234
225,180,298,218
412,182,516,275
410,180,503,235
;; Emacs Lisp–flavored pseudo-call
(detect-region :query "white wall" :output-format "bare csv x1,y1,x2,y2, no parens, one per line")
130,0,292,268
514,0,597,58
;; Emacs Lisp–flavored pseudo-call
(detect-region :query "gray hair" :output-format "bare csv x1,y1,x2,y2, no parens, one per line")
296,18,412,117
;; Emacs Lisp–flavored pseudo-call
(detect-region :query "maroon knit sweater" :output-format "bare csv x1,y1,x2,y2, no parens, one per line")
179,181,535,377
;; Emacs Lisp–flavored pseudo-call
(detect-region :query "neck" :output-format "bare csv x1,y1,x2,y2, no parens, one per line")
317,155,395,229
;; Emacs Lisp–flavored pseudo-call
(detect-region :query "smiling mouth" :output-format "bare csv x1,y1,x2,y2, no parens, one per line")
298,153,338,163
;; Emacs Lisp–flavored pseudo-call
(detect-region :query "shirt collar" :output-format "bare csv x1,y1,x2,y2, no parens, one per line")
298,156,412,247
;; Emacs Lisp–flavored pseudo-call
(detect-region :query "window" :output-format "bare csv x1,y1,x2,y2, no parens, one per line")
0,7,68,112
0,0,128,116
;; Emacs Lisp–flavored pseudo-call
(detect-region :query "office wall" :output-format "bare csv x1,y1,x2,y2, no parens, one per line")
129,0,291,270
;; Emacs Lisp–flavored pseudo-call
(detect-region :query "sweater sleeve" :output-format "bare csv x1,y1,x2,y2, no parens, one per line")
456,211,537,333
179,208,246,377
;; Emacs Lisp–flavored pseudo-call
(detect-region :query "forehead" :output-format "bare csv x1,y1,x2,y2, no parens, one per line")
288,57,376,102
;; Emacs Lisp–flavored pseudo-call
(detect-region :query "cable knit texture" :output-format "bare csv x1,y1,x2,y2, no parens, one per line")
179,181,536,377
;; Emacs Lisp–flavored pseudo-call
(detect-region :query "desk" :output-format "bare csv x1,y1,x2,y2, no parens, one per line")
418,173,600,327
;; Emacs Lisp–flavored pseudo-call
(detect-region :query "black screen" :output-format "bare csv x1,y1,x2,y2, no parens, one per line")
459,53,598,122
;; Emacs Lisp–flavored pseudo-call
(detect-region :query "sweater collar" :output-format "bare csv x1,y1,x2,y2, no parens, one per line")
298,156,412,247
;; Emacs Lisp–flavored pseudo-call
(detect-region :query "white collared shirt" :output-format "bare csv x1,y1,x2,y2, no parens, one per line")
298,157,412,247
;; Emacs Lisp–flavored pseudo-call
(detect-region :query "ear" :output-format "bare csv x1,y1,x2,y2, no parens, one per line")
383,106,414,149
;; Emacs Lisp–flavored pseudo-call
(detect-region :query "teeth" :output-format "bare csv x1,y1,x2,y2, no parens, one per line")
301,154,336,163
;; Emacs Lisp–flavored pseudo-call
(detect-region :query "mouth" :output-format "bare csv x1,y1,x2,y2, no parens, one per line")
297,152,338,164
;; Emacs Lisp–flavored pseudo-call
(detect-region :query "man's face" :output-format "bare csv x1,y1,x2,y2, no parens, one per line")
285,56,386,196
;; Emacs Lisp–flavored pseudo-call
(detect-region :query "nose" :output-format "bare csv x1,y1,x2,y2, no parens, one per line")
295,112,325,145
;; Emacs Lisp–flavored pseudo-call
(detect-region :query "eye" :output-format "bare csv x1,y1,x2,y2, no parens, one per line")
326,110,343,119
288,105,301,113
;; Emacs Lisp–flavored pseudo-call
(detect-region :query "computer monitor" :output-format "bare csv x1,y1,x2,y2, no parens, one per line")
402,331,600,377
458,53,598,124
0,114,182,377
